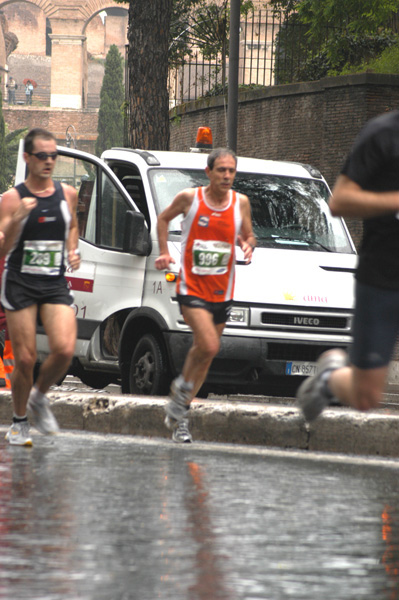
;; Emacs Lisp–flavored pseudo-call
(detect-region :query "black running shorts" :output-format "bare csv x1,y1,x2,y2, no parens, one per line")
350,280,399,369
2,270,74,311
176,294,233,325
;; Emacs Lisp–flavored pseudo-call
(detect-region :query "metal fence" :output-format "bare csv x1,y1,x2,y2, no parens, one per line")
167,7,399,107
167,8,318,107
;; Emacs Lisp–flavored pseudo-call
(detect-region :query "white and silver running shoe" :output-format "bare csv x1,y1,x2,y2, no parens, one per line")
164,375,193,429
172,418,193,443
296,349,347,422
28,388,59,435
5,421,33,446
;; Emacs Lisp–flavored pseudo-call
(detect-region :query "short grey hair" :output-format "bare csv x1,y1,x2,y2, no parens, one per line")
207,147,237,170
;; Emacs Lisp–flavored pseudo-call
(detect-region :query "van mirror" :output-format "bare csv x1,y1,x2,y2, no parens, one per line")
123,211,151,256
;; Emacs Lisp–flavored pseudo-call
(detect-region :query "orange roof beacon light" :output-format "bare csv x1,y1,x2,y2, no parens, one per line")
191,127,213,152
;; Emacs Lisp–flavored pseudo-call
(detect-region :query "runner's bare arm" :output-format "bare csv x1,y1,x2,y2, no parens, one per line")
62,183,80,271
238,194,256,263
330,175,399,218
0,188,37,258
155,189,195,270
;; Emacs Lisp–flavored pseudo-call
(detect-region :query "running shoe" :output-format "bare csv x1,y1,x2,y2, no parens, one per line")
296,349,347,422
172,418,193,443
27,390,59,435
164,375,193,427
5,421,33,446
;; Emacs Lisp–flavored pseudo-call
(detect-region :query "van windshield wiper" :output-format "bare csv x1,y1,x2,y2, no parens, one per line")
299,237,333,252
255,235,333,252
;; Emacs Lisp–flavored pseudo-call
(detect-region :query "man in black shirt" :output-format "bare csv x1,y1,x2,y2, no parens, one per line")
0,128,80,445
297,110,399,420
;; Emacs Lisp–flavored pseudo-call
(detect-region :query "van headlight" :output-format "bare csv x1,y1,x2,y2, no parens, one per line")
227,307,249,326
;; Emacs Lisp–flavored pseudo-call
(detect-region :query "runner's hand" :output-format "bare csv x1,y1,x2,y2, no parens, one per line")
155,253,176,270
14,197,37,221
68,249,81,271
238,235,254,263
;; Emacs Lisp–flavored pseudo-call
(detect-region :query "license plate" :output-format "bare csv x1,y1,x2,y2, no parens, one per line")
285,361,318,376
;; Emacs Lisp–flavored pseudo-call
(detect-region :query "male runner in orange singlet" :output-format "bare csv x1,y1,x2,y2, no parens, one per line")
155,148,256,443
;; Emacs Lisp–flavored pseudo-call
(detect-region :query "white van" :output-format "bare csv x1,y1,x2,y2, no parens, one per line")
16,140,356,396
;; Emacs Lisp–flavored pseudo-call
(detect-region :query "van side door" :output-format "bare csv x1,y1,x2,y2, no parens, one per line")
41,147,148,362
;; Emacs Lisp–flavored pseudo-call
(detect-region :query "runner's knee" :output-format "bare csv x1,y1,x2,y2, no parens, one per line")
14,347,36,372
50,338,75,364
193,337,220,362
204,336,220,359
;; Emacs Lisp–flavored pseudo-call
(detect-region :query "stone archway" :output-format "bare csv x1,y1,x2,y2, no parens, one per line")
0,0,128,108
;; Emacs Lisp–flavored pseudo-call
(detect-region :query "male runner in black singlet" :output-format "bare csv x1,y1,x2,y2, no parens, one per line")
297,110,399,422
0,128,80,445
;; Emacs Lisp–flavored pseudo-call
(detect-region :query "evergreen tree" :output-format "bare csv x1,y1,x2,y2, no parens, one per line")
95,45,124,156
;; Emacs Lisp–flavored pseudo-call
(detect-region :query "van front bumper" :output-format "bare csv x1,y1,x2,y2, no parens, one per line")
164,331,351,395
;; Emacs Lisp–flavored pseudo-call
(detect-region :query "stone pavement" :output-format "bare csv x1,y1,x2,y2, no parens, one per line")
1,383,399,458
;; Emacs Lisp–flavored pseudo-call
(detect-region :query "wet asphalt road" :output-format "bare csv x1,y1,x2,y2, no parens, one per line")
1,429,399,600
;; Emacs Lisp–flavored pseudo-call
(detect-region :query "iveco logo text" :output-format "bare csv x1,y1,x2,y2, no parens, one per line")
294,317,320,325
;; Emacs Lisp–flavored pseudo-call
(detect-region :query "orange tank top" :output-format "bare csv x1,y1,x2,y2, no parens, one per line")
176,186,242,303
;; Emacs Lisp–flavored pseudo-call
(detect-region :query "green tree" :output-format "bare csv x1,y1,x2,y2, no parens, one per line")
294,0,399,44
270,0,399,37
95,44,124,156
271,0,399,81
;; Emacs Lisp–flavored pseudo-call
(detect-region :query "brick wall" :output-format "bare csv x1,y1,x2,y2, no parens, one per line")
104,14,128,56
86,15,105,57
2,4,46,56
3,107,98,153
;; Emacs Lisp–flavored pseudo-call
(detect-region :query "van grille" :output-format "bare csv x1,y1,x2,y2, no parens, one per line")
261,313,347,329
248,304,352,335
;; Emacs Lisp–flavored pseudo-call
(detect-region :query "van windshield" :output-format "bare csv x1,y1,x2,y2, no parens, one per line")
149,169,354,254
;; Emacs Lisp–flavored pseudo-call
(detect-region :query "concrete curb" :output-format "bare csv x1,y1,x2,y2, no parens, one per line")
1,390,399,458
388,361,399,385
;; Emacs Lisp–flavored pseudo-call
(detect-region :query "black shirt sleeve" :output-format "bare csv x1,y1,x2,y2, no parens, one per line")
341,113,395,191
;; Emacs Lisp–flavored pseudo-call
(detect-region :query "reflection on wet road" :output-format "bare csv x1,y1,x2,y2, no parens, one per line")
1,429,399,599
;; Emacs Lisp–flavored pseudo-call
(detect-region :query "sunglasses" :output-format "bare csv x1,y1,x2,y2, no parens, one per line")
28,151,58,161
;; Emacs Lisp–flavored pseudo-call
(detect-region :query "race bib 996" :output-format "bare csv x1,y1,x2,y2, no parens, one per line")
192,240,232,275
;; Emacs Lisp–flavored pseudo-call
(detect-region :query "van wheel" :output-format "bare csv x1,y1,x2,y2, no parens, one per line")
129,334,169,395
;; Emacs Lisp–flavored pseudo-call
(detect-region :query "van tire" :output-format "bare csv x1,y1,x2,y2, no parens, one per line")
129,334,169,395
